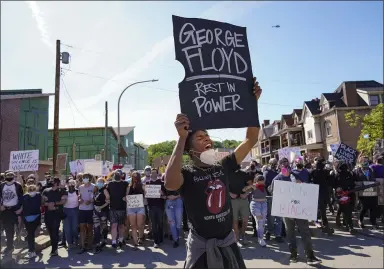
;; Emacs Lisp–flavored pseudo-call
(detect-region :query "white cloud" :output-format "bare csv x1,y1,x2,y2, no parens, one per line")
25,1,54,52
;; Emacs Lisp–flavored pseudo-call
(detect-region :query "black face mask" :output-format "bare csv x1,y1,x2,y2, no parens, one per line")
68,186,75,192
5,177,14,182
296,164,304,169
250,165,255,170
47,181,54,187
115,175,121,181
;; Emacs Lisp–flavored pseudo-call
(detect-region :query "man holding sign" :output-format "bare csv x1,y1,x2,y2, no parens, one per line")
269,158,321,265
164,78,261,269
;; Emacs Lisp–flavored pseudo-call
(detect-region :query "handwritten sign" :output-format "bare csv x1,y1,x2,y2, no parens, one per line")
278,147,301,162
56,153,68,170
145,185,162,198
356,181,379,197
9,150,39,172
83,160,103,176
334,143,358,164
172,15,259,130
376,178,384,205
126,194,144,209
271,180,319,221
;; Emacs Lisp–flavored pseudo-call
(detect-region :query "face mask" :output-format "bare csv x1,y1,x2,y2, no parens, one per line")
83,178,89,184
199,149,217,165
97,183,104,189
362,162,369,168
250,165,255,170
281,167,290,177
114,175,121,181
29,192,37,197
5,177,14,183
68,186,75,192
47,181,54,187
316,162,325,170
145,171,150,177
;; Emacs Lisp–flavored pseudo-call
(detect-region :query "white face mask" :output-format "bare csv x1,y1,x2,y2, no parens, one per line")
29,192,37,197
199,149,218,165
83,178,89,184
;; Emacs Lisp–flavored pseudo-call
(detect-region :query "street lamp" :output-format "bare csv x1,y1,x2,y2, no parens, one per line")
117,79,158,164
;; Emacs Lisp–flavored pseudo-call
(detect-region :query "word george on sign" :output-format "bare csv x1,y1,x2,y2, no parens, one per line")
9,150,39,172
334,143,358,164
271,180,319,221
172,15,260,130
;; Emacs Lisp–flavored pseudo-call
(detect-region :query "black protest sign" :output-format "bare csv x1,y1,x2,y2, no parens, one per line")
334,143,358,164
172,15,260,130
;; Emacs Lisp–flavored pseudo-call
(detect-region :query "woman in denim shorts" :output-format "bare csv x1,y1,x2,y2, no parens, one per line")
126,172,146,250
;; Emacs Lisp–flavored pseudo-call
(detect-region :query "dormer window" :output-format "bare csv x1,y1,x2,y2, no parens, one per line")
370,95,379,106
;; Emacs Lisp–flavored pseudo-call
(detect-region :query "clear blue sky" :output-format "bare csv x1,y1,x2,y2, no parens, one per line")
1,1,382,144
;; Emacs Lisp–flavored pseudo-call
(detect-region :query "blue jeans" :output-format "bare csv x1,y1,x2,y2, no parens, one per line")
266,197,282,237
63,207,79,245
250,200,268,239
165,198,183,242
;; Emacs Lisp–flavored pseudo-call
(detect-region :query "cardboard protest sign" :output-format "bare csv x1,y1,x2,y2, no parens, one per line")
172,15,259,130
9,150,39,172
69,161,77,174
83,160,103,176
56,153,68,170
334,143,358,164
271,180,319,221
145,185,162,198
355,181,379,197
126,194,144,209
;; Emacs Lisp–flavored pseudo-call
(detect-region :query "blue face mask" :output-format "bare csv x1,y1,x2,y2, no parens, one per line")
96,182,104,189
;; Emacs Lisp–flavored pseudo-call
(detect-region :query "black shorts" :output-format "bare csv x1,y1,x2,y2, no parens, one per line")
109,210,126,225
79,210,93,224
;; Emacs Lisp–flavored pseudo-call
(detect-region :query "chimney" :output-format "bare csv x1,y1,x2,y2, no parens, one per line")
343,82,359,107
263,120,270,126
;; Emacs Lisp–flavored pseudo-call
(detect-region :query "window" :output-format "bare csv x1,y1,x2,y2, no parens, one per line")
325,121,332,137
274,125,278,133
125,138,129,148
370,95,379,106
307,130,313,139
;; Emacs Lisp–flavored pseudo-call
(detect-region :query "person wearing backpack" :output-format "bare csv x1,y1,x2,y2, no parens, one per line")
0,170,24,255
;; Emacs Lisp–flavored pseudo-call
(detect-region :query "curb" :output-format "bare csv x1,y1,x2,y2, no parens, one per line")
1,237,51,268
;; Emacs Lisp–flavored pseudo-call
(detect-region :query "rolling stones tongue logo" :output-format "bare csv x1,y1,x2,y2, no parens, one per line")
205,179,226,214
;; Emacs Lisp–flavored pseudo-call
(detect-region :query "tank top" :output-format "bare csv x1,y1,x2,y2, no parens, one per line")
79,184,95,211
65,191,79,208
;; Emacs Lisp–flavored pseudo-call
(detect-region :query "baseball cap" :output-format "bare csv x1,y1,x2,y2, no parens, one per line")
144,165,151,171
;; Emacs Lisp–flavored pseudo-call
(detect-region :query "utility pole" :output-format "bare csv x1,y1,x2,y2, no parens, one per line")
104,101,108,162
52,40,61,175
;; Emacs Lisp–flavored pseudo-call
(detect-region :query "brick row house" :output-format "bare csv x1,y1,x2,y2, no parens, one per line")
252,80,384,164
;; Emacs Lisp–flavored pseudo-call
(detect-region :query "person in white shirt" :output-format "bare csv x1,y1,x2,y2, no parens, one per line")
63,179,79,249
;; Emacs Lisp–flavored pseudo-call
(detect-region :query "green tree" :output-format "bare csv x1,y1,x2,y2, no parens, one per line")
222,140,242,149
147,140,176,165
213,140,223,148
344,104,384,154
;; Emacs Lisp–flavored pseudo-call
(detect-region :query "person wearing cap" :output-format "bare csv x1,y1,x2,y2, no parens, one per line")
263,158,283,243
42,177,68,256
269,158,321,265
0,170,24,254
105,169,129,249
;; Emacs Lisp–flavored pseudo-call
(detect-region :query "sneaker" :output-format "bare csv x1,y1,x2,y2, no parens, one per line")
77,248,86,254
25,252,37,259
258,238,266,247
100,241,107,248
265,232,271,241
349,227,357,235
58,241,66,247
133,245,139,251
306,252,321,265
138,238,144,245
112,243,117,249
173,241,179,248
153,243,159,248
236,241,243,248
50,250,58,256
314,221,322,228
94,246,102,254
275,236,284,243
289,250,298,263
118,240,124,249
358,220,365,229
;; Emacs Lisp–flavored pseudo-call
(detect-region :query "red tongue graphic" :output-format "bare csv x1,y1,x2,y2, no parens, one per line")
206,179,226,215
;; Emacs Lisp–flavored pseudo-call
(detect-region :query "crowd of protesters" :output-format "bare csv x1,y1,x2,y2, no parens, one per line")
1,151,383,264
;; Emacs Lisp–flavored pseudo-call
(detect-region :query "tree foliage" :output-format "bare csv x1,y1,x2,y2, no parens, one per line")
147,139,242,165
345,104,384,154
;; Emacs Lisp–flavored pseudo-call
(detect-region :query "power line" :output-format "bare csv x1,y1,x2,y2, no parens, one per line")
62,83,76,128
61,78,93,124
60,68,299,107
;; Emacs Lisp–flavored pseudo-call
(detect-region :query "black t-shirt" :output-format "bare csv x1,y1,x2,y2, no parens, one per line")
146,179,166,209
228,170,253,197
128,185,144,195
94,187,109,212
106,180,128,210
180,153,238,239
165,190,180,196
42,187,67,209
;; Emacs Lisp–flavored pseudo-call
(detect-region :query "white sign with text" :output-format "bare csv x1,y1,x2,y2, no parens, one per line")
9,150,39,172
145,185,162,198
126,194,144,209
84,160,103,176
271,180,319,221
